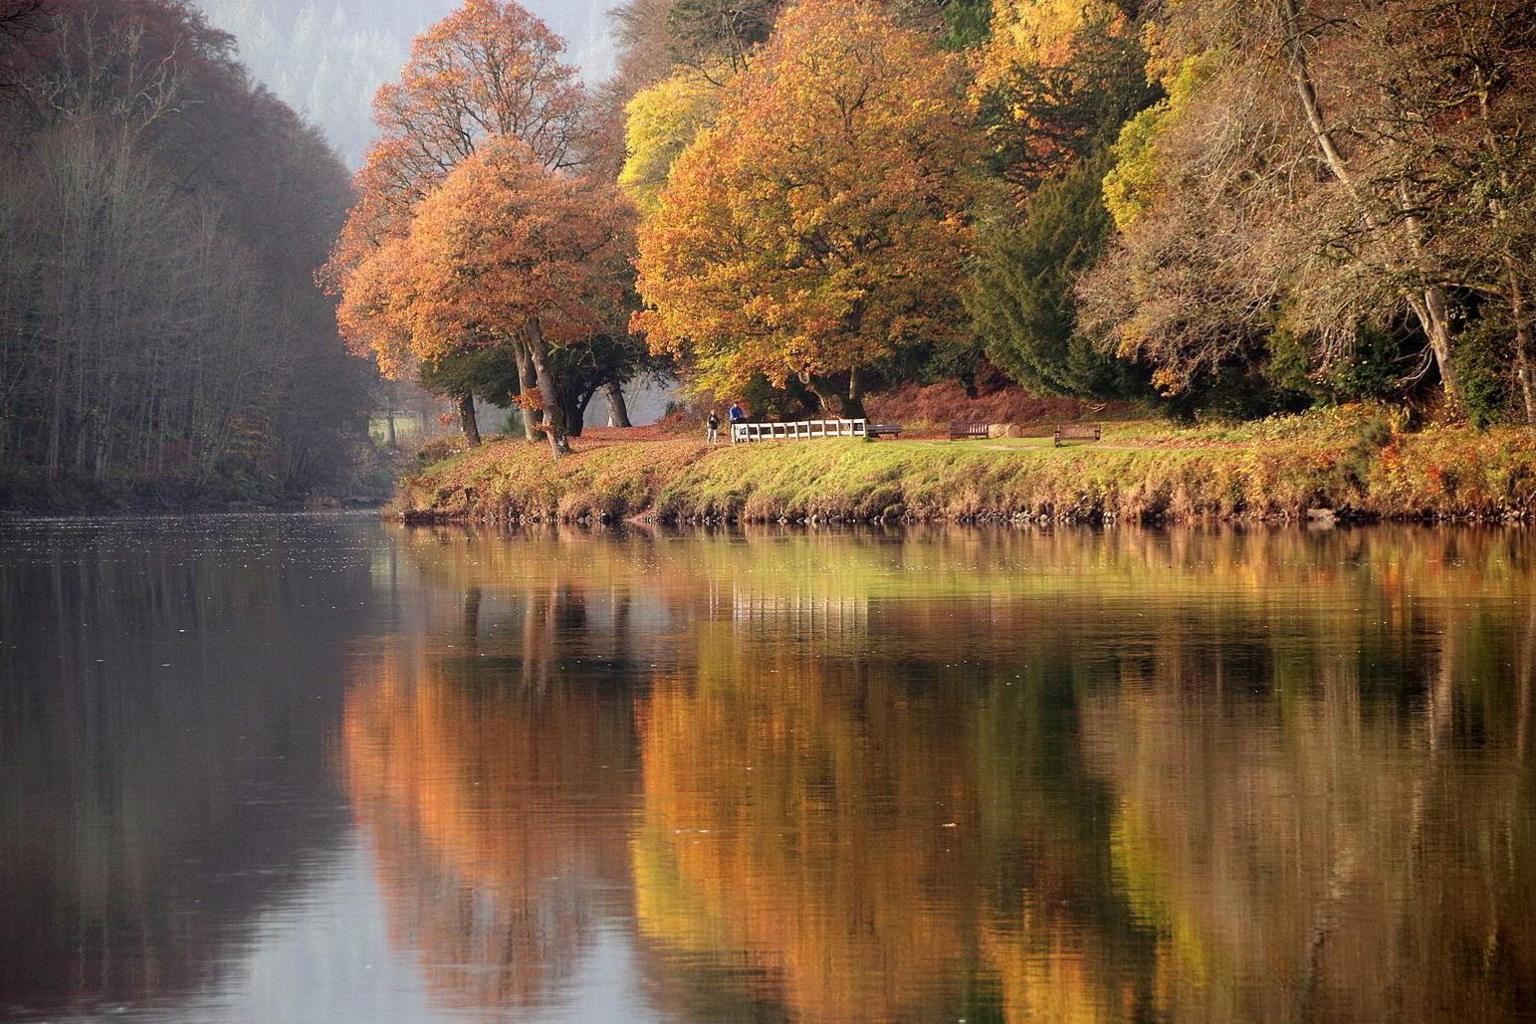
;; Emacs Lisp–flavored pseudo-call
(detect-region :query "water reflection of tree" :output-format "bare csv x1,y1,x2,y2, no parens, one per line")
390,522,1536,1024
632,629,1158,1024
390,523,1536,623
342,623,637,1015
1079,612,1536,1022
621,528,1536,1024
0,518,372,1015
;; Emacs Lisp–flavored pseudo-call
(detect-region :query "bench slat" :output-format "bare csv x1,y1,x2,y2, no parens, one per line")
1053,422,1102,447
949,421,990,440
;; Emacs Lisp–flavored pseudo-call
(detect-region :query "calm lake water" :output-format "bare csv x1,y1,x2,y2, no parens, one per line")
1,515,1533,1023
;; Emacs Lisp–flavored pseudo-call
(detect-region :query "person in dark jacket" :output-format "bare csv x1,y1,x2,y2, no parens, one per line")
706,409,721,444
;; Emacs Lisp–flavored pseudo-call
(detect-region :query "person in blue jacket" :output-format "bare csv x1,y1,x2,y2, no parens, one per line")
728,402,746,424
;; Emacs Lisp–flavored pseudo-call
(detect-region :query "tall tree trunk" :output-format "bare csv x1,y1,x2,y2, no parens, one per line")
1281,0,1462,409
385,410,397,450
1280,0,1356,195
842,368,866,419
457,392,481,447
601,380,632,427
1510,259,1536,425
514,342,542,442
1409,290,1460,411
525,319,570,458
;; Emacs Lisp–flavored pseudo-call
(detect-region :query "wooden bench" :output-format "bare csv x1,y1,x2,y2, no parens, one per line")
866,423,903,440
1053,422,1102,447
949,421,990,440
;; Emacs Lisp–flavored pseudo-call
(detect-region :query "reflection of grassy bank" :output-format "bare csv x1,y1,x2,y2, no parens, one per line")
396,409,1536,524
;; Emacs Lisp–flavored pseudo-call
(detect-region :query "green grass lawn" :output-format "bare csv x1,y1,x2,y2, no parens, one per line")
397,406,1536,524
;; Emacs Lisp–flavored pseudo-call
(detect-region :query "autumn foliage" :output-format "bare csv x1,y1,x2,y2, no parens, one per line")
324,0,643,455
616,68,722,215
322,0,1536,466
633,0,980,416
406,139,631,359
328,0,588,256
615,0,1536,427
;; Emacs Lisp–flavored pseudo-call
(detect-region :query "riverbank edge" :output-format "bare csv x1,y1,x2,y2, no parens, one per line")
0,475,391,515
391,419,1536,527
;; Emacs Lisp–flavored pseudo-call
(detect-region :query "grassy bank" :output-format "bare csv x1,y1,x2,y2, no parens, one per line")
395,408,1536,525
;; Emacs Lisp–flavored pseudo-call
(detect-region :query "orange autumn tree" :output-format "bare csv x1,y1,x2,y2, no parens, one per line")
402,137,633,458
321,0,590,443
633,0,981,418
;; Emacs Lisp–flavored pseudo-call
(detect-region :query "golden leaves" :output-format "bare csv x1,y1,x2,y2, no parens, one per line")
634,0,980,398
975,0,1133,94
618,68,725,215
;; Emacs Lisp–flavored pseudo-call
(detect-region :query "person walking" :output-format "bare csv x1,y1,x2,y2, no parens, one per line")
706,409,721,445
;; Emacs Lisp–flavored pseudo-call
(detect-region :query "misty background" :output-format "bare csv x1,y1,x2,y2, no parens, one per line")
193,0,619,166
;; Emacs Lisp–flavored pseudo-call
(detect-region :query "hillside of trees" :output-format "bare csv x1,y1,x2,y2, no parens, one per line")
332,0,1534,456
0,0,376,506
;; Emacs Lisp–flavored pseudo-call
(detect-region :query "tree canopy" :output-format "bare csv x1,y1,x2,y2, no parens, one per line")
1077,0,1536,422
617,68,722,215
634,0,980,416
325,0,650,451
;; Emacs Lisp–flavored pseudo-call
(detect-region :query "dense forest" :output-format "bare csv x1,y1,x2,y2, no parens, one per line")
4,0,1531,496
330,0,1535,454
0,0,375,505
623,0,1536,424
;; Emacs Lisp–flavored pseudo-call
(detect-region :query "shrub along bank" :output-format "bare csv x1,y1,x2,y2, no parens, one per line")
394,408,1536,525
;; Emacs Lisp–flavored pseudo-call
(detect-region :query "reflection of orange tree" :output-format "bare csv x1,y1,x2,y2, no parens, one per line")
621,530,1536,1023
1081,636,1536,1024
384,522,1536,1021
343,649,635,1013
631,632,1144,1023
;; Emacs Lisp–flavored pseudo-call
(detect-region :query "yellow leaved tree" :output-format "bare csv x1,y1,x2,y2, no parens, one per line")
618,69,724,216
633,0,981,418
971,0,1152,195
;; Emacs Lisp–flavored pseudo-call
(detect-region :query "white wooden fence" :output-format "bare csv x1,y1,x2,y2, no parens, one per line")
731,418,866,444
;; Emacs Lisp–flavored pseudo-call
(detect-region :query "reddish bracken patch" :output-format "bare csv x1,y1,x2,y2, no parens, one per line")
864,380,1137,434
569,382,1138,445
576,414,700,445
